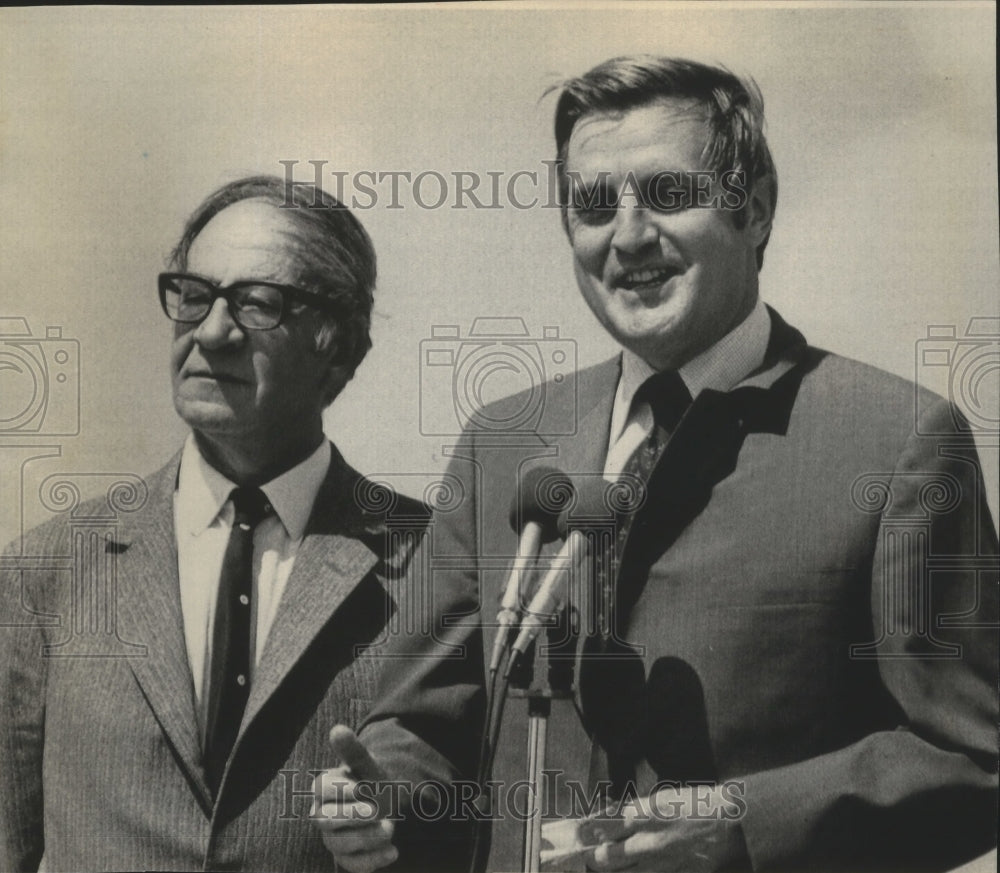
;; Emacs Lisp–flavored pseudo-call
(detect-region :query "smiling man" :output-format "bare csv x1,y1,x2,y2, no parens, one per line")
563,99,769,375
0,175,429,871
321,57,998,872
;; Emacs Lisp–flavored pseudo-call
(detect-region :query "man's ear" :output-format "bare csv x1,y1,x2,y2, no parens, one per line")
318,353,352,407
745,173,776,249
311,319,351,407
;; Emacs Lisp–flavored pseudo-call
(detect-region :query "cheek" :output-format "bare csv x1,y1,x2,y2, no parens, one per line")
573,259,606,311
254,338,319,397
569,226,611,276
690,215,744,261
169,330,194,373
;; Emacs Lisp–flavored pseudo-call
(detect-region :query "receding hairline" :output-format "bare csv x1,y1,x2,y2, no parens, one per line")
187,196,301,236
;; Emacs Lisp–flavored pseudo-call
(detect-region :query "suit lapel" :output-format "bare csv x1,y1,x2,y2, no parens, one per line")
106,446,398,806
574,311,817,785
111,454,212,809
549,357,621,479
618,307,815,595
539,359,622,720
240,450,381,731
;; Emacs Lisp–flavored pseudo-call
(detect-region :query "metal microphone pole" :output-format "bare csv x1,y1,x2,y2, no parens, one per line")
509,590,579,872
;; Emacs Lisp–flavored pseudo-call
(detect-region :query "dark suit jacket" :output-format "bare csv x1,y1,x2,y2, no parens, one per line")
0,443,429,872
361,310,999,872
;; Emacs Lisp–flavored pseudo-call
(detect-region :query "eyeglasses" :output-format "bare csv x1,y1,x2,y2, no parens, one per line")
158,273,340,331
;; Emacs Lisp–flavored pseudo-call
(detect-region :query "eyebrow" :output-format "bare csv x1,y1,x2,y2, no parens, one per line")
566,170,702,201
180,272,301,289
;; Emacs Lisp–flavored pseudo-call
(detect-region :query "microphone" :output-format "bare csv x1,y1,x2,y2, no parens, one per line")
489,467,574,674
506,478,614,675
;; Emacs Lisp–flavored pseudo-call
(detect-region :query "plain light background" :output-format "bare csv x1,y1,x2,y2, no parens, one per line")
1,1,997,539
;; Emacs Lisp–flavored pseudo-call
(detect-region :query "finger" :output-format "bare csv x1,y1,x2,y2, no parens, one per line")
586,839,636,872
539,846,591,871
316,818,394,852
314,800,381,830
590,829,692,873
332,844,400,873
584,811,631,843
616,801,655,835
312,765,357,804
329,725,386,781
622,786,689,832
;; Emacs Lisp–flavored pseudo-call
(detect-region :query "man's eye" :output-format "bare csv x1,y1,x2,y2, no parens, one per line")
572,206,616,226
571,186,617,208
178,287,212,306
647,179,691,212
569,187,618,225
238,288,283,313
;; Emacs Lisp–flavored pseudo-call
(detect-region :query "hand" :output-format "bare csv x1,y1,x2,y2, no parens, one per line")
313,725,399,873
543,784,747,873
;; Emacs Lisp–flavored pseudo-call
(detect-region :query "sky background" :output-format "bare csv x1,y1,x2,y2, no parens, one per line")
1,1,997,537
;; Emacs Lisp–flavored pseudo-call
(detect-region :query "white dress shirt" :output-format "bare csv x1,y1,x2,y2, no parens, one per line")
604,297,771,478
173,436,331,732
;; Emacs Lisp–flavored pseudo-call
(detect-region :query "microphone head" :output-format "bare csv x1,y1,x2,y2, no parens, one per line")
508,466,574,542
556,476,618,536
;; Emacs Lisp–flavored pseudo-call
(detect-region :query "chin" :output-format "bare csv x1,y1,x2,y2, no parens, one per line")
174,399,244,434
613,312,685,347
616,323,694,368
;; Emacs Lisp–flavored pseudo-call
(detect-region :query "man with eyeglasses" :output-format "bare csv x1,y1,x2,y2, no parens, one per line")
0,175,440,871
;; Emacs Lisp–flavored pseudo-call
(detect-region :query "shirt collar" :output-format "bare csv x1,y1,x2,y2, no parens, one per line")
620,295,771,406
175,435,331,540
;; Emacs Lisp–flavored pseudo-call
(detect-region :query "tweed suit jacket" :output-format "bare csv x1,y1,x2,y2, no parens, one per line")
0,443,429,872
361,309,999,872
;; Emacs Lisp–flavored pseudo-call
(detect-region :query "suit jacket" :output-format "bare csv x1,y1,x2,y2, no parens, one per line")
361,310,998,872
0,442,429,872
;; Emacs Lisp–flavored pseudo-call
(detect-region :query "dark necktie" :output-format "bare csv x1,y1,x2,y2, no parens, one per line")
621,369,692,487
616,368,692,602
584,370,692,796
204,486,271,796
593,370,691,642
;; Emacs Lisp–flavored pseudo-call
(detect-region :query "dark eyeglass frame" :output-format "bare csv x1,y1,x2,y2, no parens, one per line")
158,272,340,331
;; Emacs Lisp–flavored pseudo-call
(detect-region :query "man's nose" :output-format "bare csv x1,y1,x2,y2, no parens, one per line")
192,298,244,348
610,203,659,255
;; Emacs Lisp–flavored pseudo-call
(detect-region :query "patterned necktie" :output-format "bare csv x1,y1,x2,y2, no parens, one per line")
622,369,692,486
584,370,692,797
597,370,692,641
616,369,692,594
204,486,272,796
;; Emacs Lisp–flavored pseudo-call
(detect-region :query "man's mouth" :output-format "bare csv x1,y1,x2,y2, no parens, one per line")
615,266,681,291
186,370,247,385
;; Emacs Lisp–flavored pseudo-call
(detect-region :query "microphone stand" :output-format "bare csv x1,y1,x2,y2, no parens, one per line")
524,693,549,873
509,609,577,873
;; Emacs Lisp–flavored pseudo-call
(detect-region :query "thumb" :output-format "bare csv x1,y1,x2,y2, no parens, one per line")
328,725,387,781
